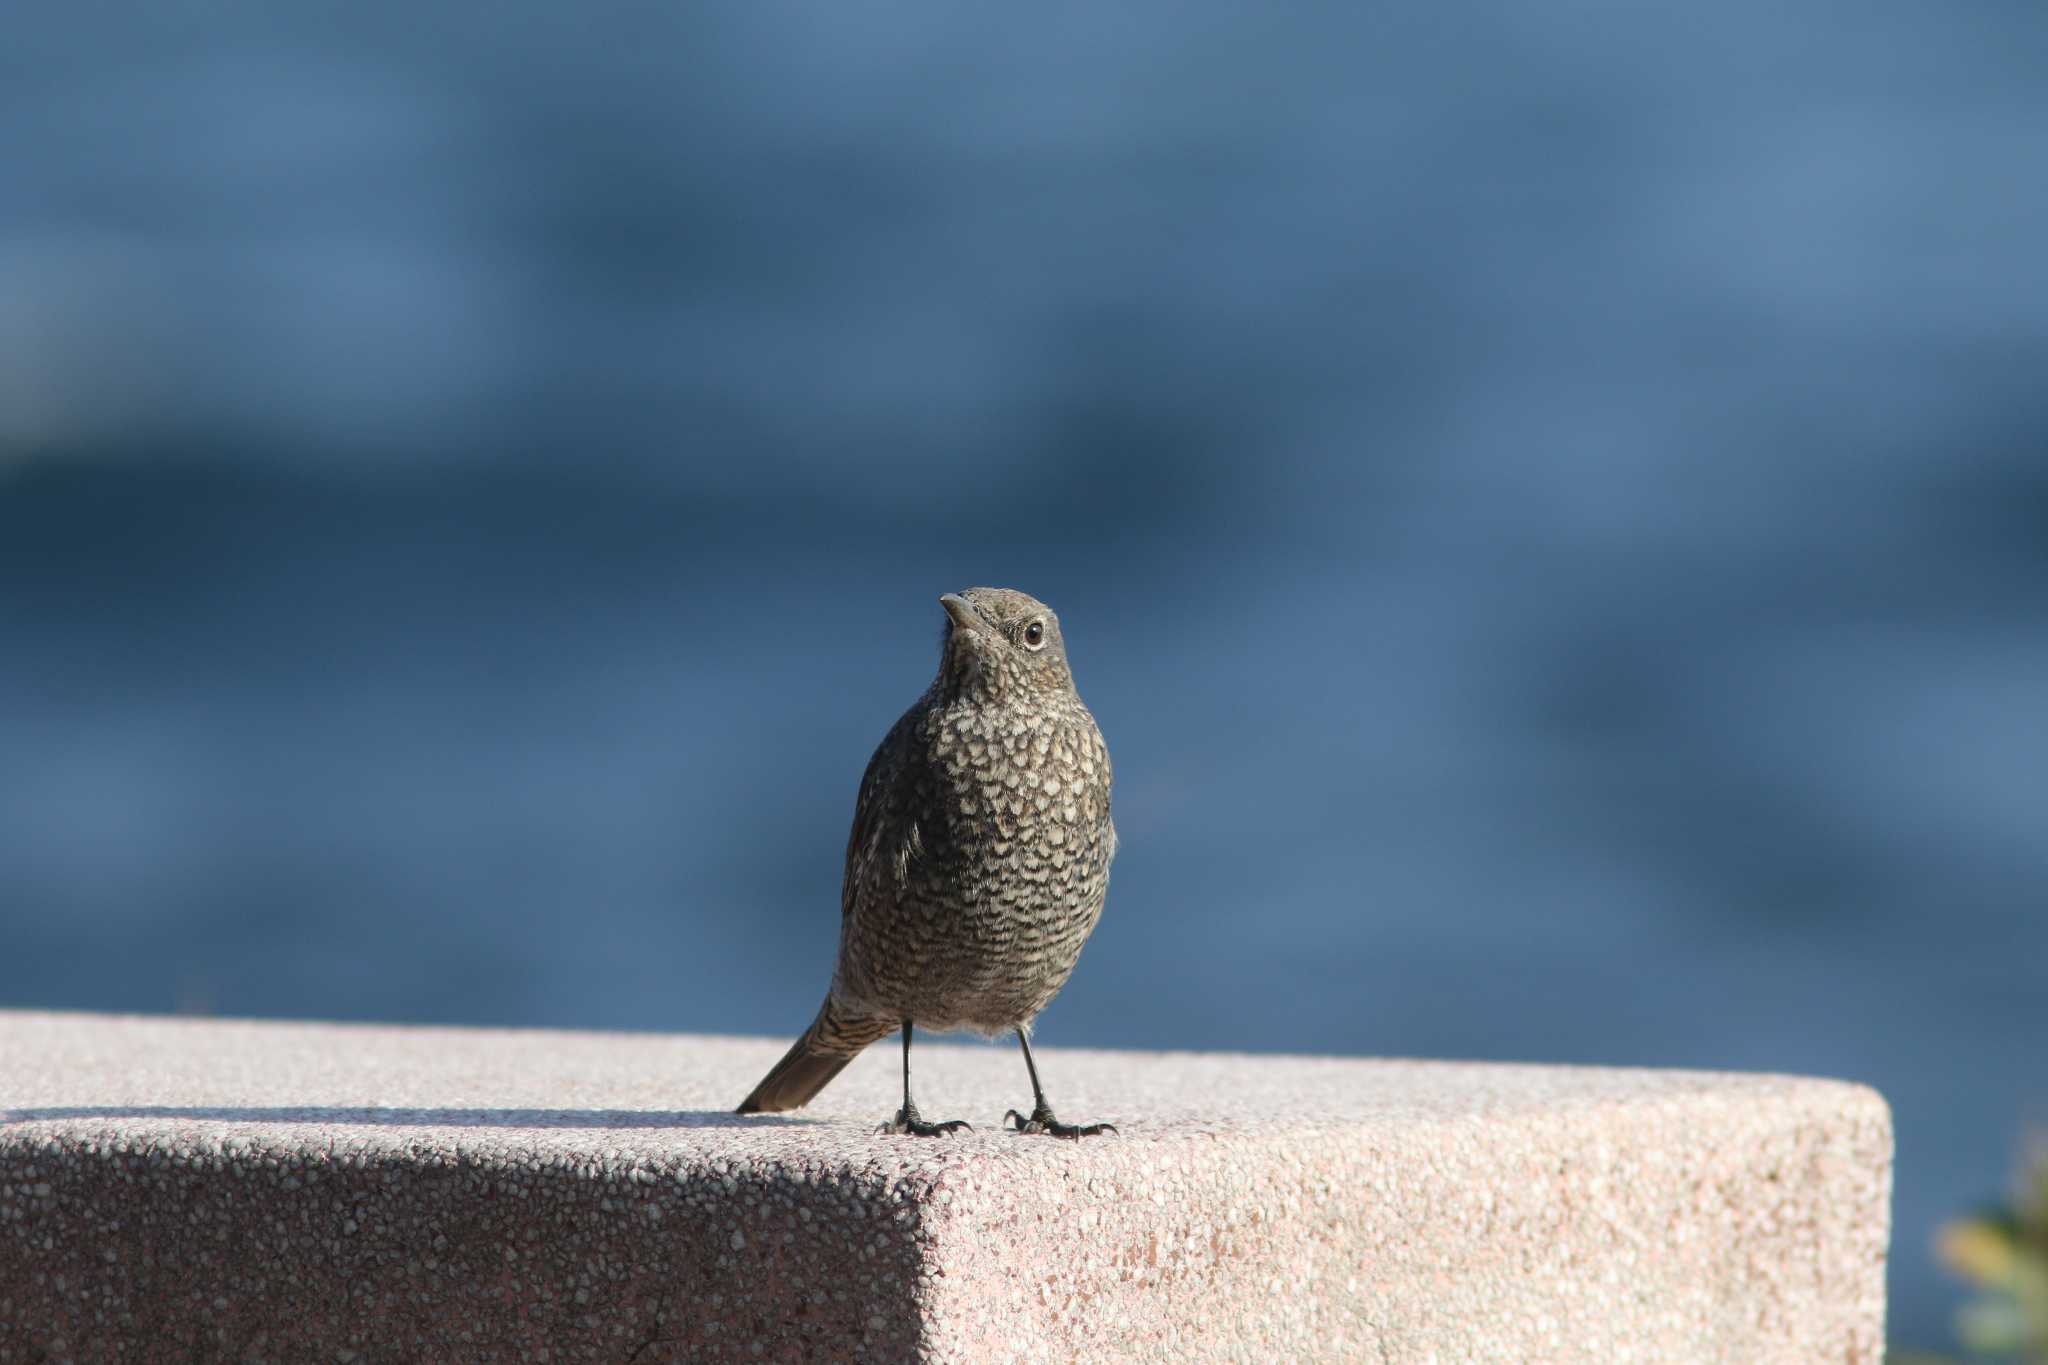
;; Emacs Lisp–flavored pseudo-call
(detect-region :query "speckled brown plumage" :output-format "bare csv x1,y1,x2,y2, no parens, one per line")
737,587,1117,1138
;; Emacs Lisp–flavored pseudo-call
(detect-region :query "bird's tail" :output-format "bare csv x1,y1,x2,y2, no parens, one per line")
736,1001,896,1114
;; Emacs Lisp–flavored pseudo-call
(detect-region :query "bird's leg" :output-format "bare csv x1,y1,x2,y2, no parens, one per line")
1004,1029,1116,1138
878,1020,971,1136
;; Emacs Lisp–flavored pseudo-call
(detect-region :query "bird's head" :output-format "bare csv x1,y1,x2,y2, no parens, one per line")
935,587,1075,704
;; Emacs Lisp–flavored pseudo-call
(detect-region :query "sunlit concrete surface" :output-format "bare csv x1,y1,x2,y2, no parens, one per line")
0,1010,1888,1362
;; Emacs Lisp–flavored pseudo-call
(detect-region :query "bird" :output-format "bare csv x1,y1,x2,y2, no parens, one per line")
736,586,1118,1138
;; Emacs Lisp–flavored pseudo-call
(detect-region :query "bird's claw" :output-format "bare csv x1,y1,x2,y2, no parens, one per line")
1004,1106,1117,1139
878,1107,972,1137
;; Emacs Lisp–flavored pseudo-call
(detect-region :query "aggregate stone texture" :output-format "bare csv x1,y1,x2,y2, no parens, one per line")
0,1010,1890,1362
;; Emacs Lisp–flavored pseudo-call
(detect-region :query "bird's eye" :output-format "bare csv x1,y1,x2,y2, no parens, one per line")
1023,620,1046,650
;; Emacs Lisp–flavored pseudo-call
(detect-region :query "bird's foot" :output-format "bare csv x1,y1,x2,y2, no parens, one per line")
1004,1103,1117,1139
878,1104,972,1137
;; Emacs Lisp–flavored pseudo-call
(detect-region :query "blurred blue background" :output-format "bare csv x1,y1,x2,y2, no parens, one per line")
3,0,2044,1347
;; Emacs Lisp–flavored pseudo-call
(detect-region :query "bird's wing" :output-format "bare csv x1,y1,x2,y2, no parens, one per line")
842,706,920,922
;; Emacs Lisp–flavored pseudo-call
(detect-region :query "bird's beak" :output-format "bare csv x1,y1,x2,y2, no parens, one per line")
939,593,984,636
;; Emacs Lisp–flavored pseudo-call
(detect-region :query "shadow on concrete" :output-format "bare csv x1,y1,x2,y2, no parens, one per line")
1,1106,816,1129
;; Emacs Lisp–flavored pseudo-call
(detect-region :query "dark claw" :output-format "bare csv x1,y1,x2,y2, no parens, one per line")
878,1107,972,1137
1004,1105,1117,1139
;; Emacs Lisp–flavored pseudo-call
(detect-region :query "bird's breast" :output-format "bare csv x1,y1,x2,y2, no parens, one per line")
916,701,1111,876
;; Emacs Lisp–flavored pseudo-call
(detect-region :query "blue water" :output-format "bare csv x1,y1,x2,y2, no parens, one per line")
5,0,2048,1346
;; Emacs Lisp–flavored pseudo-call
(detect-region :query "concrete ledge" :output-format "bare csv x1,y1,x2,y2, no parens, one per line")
1,1010,1889,1362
